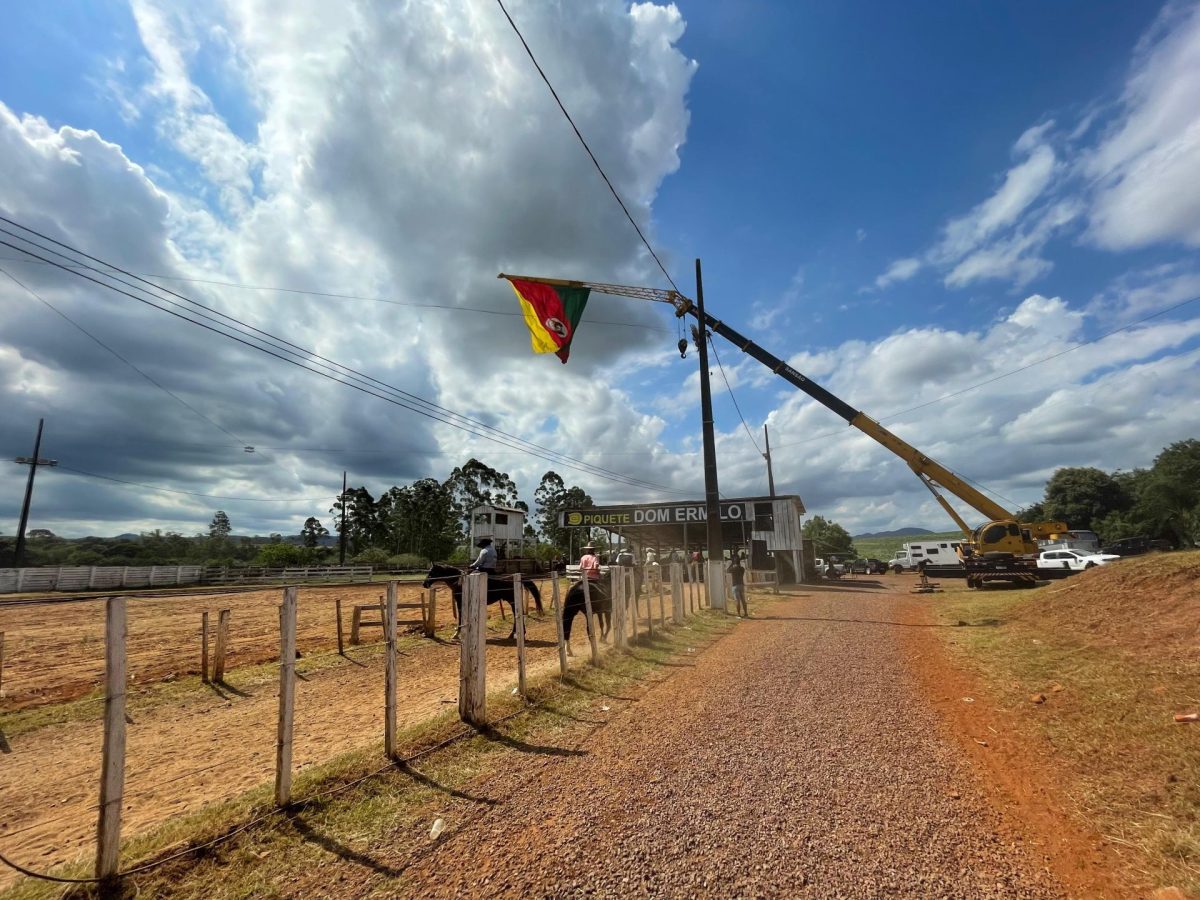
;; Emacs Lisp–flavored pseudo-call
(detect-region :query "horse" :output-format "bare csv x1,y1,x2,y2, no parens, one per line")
422,563,543,639
561,577,612,655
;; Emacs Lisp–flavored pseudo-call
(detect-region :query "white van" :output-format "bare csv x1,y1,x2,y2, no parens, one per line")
890,540,966,573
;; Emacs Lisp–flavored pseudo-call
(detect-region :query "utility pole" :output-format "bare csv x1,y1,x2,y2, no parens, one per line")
694,259,724,606
12,418,58,567
763,424,776,498
339,470,348,565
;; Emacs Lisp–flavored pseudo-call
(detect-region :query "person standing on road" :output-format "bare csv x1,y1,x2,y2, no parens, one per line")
469,537,497,576
728,553,748,617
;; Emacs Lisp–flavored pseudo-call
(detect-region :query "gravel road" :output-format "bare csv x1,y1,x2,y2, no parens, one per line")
400,588,1064,898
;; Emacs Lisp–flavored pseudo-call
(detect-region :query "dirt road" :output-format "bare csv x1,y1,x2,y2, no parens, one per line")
393,585,1066,897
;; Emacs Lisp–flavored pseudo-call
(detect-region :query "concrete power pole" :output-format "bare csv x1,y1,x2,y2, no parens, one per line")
13,418,58,567
763,424,776,498
694,259,724,607
338,470,348,566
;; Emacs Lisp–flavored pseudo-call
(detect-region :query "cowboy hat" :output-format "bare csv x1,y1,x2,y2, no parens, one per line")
580,544,596,551
475,537,493,547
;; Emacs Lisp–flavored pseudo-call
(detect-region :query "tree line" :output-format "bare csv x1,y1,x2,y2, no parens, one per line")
1,458,597,569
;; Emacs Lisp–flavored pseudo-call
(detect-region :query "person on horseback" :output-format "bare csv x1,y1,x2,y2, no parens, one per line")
579,543,602,582
470,537,497,576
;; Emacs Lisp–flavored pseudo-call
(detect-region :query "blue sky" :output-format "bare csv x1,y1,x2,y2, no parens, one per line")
1,0,1199,538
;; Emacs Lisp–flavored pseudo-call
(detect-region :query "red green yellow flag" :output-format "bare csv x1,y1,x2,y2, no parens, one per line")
504,277,591,363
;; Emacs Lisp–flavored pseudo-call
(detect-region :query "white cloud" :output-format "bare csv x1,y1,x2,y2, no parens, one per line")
1084,1,1200,249
0,0,701,537
873,257,921,290
932,143,1059,265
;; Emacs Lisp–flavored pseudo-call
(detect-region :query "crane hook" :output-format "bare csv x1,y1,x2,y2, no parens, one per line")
677,337,688,358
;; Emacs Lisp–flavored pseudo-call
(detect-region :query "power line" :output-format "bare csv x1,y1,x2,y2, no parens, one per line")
770,292,1200,452
708,336,762,454
0,256,673,333
0,218,689,496
0,266,247,444
493,0,681,295
55,465,338,502
0,220,677,493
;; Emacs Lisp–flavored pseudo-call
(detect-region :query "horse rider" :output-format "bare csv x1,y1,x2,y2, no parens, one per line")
469,537,497,576
579,543,602,582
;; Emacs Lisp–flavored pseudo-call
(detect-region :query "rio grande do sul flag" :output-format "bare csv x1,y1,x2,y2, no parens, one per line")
504,277,591,363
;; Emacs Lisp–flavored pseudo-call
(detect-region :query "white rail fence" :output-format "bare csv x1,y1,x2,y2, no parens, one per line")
0,565,375,594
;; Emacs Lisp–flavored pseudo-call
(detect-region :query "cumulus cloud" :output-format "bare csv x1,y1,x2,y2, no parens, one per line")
0,0,700,537
711,294,1200,534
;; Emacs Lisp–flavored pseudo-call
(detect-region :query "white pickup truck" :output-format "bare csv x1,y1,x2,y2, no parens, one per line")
1036,549,1120,571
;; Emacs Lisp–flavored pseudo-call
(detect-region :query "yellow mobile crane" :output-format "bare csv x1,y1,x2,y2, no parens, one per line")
499,273,1070,587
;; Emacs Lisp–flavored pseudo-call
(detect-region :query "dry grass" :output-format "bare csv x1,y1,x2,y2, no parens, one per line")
0,609,737,899
935,552,1200,895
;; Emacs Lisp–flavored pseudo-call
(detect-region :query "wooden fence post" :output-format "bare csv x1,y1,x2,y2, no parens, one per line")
0,630,6,697
200,612,209,684
385,582,397,758
671,563,685,625
424,587,437,638
551,576,567,677
275,587,297,806
611,568,627,650
657,568,666,629
335,598,345,655
213,608,231,681
95,596,127,886
628,569,639,643
580,574,600,665
513,574,527,698
459,572,487,726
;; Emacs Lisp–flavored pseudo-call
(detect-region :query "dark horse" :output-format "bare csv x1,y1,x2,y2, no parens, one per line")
422,563,543,639
561,577,612,655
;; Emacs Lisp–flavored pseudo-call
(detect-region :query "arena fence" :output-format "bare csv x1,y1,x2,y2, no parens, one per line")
0,565,376,594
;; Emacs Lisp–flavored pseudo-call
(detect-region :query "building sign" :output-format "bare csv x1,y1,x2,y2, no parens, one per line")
559,502,750,528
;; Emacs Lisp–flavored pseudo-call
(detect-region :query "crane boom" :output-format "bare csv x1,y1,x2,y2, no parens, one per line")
495,272,1068,584
674,301,1015,525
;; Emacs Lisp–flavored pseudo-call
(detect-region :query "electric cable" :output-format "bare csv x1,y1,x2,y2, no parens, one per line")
0,255,672,333
493,0,681,295
53,465,338,502
0,224,689,496
0,266,247,444
708,336,762,455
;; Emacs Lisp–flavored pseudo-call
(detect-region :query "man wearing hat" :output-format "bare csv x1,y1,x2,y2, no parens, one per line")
578,543,602,582
469,537,497,576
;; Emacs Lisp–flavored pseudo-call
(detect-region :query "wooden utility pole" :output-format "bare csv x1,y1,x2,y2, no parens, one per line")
13,418,57,567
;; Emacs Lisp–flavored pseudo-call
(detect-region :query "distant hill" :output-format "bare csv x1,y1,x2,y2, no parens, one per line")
853,527,935,539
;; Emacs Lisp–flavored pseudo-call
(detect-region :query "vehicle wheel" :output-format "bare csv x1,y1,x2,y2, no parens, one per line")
1085,561,1096,569
891,565,901,575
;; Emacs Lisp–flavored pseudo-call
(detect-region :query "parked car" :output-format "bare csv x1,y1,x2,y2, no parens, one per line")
864,558,887,574
1100,535,1173,557
849,559,869,574
1036,549,1121,572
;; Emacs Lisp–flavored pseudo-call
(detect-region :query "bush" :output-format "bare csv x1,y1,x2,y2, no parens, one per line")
446,545,471,564
254,544,310,567
351,547,391,565
387,553,429,569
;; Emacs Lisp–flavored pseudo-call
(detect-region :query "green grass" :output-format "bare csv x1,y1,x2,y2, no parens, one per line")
1,610,737,899
933,587,1200,895
853,530,963,561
